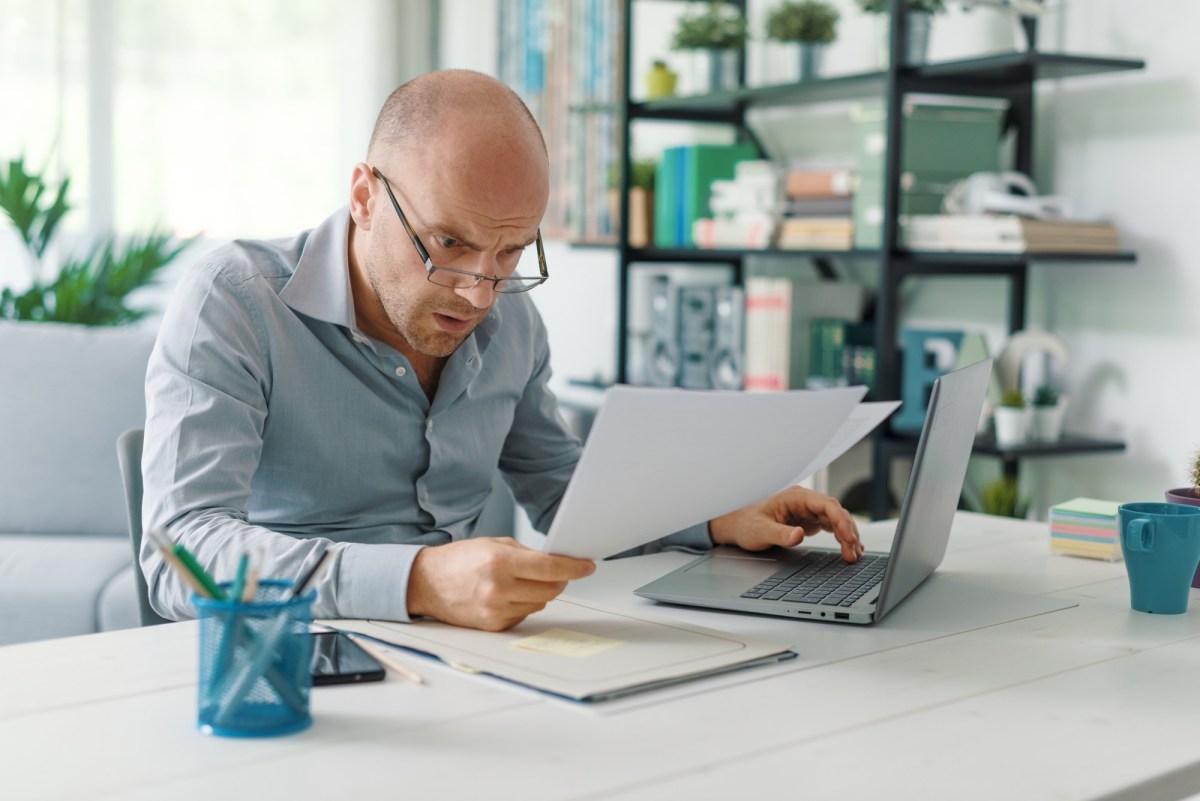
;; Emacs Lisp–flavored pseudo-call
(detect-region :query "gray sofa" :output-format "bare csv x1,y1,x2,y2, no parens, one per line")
0,321,153,645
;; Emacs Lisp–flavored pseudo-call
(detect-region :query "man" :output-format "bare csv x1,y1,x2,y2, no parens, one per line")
142,70,862,632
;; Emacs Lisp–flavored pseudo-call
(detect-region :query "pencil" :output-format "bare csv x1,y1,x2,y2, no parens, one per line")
345,633,425,685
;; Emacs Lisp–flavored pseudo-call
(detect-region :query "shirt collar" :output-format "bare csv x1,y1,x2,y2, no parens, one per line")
279,206,358,329
278,205,504,345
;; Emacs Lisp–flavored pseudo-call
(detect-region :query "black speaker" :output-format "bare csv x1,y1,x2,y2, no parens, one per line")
709,286,744,390
678,286,716,389
644,277,680,387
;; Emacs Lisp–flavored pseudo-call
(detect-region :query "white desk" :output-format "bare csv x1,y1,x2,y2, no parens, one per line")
4,512,1200,801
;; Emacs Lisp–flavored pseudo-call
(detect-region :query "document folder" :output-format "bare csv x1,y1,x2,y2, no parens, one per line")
324,596,795,703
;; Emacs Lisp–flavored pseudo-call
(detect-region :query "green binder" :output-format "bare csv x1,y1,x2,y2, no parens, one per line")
654,147,684,248
680,143,757,246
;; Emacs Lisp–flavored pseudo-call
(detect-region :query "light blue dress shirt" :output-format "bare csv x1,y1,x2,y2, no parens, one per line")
142,208,711,621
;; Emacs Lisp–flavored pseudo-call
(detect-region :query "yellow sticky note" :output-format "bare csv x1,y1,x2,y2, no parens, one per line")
511,628,624,658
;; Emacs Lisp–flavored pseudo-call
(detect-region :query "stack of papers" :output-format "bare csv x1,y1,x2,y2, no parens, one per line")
1049,497,1122,561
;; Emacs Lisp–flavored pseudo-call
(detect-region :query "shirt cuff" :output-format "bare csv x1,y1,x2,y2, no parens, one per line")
659,521,716,552
334,542,425,622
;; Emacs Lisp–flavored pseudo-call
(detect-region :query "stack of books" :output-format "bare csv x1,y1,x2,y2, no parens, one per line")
692,160,780,249
1049,497,1122,561
654,143,757,248
901,215,1121,254
777,167,854,250
742,277,792,392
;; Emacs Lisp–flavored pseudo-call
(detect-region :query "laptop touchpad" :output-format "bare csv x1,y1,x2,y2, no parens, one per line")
688,556,778,581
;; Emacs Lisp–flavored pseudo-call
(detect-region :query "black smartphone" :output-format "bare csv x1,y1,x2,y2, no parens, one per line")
310,631,386,686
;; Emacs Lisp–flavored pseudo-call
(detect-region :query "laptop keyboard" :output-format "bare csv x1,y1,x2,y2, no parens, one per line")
739,552,888,607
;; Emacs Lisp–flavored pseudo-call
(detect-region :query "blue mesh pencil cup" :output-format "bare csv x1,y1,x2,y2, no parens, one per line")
193,580,315,737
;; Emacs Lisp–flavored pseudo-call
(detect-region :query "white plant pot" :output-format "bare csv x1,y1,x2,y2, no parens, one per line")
1030,399,1068,443
993,406,1030,448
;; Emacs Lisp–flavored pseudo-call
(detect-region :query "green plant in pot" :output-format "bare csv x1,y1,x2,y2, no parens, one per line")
992,388,1028,448
980,475,1028,519
765,0,840,81
1166,447,1200,508
0,156,192,326
1029,383,1067,443
855,0,947,66
671,2,749,93
607,159,656,248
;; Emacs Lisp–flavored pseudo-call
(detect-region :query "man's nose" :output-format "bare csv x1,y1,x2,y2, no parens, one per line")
453,279,495,307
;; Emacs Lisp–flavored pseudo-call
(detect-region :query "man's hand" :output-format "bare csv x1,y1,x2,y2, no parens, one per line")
708,486,863,562
407,538,596,631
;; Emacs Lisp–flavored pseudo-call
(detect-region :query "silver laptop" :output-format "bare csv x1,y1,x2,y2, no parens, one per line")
635,358,992,625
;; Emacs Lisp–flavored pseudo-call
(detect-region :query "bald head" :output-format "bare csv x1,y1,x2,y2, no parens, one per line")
367,70,547,166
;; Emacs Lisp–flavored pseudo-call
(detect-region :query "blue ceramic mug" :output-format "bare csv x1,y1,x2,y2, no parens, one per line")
1118,502,1200,614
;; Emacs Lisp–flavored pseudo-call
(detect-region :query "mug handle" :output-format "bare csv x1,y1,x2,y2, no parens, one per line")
1124,517,1155,553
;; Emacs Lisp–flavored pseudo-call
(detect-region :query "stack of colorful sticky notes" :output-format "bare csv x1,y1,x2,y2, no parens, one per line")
1049,498,1122,560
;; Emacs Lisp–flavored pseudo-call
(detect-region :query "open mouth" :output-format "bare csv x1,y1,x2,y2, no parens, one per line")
433,313,474,333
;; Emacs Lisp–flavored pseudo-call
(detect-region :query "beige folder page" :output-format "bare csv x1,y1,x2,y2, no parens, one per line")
324,595,794,703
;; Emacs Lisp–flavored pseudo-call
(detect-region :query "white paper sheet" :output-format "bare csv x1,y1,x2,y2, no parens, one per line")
788,400,901,487
543,385,868,560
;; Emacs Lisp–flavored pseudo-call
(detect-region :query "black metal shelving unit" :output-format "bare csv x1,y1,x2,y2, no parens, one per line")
612,0,1144,519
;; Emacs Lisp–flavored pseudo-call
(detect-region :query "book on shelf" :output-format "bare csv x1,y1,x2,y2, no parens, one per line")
692,215,774,249
784,197,855,217
743,277,792,392
784,168,854,199
653,143,757,248
776,217,854,251
901,214,1121,254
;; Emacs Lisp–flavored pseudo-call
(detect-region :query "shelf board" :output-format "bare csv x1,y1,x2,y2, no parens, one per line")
896,250,1137,274
629,51,1144,120
884,431,1126,460
972,433,1128,460
910,51,1146,86
625,246,880,263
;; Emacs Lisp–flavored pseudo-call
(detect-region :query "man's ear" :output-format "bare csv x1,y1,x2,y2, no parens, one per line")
348,163,374,230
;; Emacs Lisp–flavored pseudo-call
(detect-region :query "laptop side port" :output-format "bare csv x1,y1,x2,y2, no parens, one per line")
835,612,850,620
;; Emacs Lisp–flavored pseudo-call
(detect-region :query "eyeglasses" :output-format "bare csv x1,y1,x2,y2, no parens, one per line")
371,167,548,294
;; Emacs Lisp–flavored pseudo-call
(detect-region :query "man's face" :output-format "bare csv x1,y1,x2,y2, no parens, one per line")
362,147,547,359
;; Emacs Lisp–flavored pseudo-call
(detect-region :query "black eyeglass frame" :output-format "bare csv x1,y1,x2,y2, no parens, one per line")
370,166,548,294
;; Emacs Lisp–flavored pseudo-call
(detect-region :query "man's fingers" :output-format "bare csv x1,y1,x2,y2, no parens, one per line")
505,547,596,582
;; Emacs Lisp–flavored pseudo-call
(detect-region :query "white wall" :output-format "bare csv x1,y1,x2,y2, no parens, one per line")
445,0,1198,516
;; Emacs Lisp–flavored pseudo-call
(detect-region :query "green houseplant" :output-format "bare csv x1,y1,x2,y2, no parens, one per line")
607,159,656,248
855,0,947,65
1029,383,1066,443
0,156,191,326
980,475,1028,519
766,0,840,80
672,2,749,93
992,388,1028,448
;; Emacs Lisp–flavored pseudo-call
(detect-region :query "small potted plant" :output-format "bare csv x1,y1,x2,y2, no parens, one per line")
671,2,749,93
1166,448,1200,508
607,159,656,248
765,0,840,81
1165,447,1200,588
1029,383,1067,443
980,475,1028,519
644,59,678,99
992,388,1028,448
855,0,947,65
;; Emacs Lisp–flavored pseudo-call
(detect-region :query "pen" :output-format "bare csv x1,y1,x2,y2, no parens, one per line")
147,528,225,600
344,633,425,685
288,550,332,599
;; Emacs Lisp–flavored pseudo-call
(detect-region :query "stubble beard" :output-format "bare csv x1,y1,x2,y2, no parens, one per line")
370,273,487,358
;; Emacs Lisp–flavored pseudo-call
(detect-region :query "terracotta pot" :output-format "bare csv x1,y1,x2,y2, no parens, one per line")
1165,488,1200,587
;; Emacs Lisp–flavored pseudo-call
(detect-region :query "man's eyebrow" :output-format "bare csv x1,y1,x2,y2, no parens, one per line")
425,220,536,251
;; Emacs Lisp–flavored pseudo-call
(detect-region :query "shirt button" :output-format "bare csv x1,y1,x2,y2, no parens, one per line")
353,335,365,344
426,420,433,433
423,489,430,503
394,366,407,377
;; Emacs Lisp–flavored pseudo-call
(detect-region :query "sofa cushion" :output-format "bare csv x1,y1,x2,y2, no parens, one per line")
0,321,156,537
0,534,134,644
